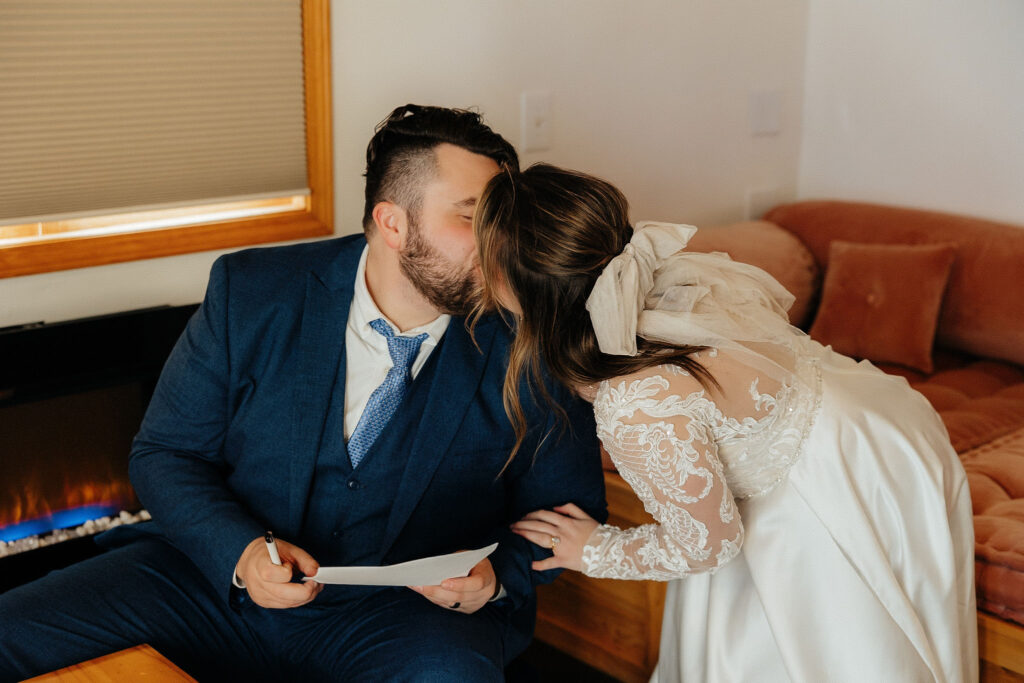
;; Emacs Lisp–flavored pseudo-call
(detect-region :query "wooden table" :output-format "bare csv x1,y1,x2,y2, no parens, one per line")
24,644,195,682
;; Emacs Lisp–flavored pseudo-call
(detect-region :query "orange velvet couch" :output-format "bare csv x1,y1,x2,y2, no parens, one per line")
534,200,1024,682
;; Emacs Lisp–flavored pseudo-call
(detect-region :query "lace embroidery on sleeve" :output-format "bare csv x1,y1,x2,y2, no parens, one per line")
582,373,744,581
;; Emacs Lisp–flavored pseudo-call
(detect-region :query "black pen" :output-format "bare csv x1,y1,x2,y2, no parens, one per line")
264,531,282,566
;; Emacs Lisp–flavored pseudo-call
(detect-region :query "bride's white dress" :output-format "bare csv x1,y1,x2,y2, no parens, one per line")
580,224,978,682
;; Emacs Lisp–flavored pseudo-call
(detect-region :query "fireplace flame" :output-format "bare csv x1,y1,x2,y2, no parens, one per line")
0,475,136,537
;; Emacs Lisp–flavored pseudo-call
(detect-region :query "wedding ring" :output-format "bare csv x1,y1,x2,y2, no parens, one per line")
450,601,461,609
549,536,560,549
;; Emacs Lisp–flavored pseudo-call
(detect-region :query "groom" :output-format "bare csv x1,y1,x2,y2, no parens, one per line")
0,105,606,681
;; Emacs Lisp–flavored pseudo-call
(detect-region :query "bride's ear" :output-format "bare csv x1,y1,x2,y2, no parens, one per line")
371,202,407,250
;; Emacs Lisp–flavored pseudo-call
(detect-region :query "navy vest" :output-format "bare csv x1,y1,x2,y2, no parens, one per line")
299,337,443,571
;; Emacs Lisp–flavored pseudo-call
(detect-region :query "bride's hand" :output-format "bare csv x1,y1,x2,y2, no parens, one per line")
511,503,599,572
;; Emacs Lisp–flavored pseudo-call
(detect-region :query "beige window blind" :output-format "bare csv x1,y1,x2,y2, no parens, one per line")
0,0,309,227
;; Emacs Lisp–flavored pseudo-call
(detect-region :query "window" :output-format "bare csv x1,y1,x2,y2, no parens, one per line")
0,0,333,279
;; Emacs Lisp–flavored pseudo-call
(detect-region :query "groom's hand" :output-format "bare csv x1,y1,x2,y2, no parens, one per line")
409,557,498,614
235,536,323,609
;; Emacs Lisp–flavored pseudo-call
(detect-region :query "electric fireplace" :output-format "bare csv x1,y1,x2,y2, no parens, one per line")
0,303,197,590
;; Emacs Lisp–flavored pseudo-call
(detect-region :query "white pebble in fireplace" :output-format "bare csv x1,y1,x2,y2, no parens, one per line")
0,509,151,558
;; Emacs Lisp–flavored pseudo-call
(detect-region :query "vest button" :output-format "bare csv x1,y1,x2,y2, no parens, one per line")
347,479,361,490
332,530,341,539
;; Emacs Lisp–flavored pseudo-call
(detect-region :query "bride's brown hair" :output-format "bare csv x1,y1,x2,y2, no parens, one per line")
472,163,715,467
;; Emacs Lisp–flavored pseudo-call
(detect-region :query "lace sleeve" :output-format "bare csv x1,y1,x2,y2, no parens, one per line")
582,371,744,581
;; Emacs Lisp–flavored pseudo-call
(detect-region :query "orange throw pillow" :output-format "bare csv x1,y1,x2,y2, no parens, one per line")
810,241,956,373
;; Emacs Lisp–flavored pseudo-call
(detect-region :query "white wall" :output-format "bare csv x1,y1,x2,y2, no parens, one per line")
799,0,1024,224
333,0,807,233
1,0,809,327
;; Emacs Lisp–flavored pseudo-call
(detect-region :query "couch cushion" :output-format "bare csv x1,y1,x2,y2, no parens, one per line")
809,241,955,373
764,200,1024,367
964,427,1024,625
688,221,819,328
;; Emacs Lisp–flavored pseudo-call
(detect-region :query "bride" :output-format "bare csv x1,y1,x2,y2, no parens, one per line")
472,164,978,682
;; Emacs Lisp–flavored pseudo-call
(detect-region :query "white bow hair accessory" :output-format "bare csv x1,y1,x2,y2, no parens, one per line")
585,221,796,357
585,221,697,355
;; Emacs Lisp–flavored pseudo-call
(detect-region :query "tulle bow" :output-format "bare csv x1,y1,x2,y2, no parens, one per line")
585,221,697,355
585,221,797,356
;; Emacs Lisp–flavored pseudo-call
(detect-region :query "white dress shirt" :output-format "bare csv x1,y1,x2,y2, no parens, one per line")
344,247,450,439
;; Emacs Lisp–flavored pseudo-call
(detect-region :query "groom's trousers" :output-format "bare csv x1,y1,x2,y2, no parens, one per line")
0,538,507,682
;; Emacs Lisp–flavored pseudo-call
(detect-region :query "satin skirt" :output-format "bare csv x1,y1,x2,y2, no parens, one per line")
651,353,978,683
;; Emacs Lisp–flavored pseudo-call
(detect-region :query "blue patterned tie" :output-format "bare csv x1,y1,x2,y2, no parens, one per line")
348,318,428,467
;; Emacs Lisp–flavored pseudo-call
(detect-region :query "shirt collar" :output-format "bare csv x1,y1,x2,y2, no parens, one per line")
351,246,451,343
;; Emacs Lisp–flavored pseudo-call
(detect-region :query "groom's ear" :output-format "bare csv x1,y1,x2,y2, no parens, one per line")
371,201,408,250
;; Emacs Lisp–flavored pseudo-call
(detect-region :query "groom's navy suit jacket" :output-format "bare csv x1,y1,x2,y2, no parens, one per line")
120,235,606,654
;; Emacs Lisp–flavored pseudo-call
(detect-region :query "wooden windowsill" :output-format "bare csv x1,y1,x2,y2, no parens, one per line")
0,211,332,278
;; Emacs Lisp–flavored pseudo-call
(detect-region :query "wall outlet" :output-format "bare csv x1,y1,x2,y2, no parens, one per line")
521,90,552,152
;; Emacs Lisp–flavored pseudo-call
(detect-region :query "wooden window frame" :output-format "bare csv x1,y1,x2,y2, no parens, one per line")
0,0,333,280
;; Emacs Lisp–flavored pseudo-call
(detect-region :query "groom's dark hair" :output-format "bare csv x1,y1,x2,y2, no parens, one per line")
362,104,519,235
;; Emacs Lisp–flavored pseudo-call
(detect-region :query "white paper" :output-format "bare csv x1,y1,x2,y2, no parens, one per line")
303,543,498,587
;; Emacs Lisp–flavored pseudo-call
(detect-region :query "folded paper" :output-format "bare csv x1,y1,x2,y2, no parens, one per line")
303,543,498,586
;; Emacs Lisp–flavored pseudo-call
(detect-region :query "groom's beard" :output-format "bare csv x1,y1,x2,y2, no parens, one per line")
399,218,480,317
